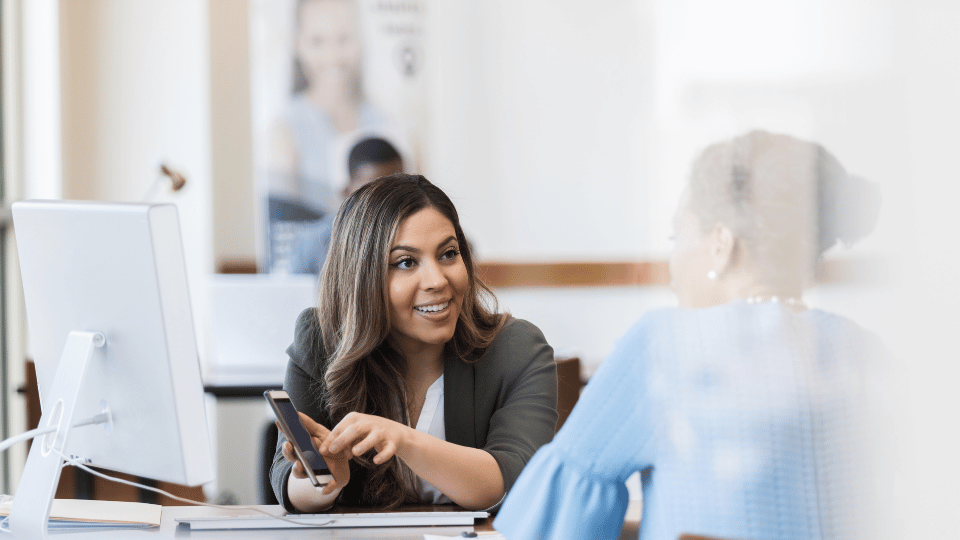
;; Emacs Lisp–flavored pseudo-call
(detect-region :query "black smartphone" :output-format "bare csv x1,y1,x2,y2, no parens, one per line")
264,390,333,487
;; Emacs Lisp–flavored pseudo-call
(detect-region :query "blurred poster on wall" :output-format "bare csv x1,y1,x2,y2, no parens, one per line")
249,0,427,273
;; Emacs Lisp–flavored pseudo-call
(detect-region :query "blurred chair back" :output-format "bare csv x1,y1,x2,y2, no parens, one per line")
555,356,583,431
260,422,280,505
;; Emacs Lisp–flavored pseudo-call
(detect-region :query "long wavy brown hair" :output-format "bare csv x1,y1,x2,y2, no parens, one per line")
314,174,506,507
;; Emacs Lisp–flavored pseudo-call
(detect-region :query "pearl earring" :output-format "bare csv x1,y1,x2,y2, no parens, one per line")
707,270,718,281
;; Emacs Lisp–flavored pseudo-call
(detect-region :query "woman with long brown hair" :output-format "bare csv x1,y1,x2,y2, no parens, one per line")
270,174,558,511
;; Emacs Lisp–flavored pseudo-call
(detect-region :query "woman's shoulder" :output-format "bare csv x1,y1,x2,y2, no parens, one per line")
475,317,553,372
616,306,685,345
491,317,549,349
286,307,327,379
801,308,893,362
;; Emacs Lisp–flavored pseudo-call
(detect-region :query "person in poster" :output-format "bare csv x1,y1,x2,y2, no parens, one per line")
265,0,387,272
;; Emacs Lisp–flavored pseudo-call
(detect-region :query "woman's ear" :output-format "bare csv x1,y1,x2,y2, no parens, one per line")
708,223,737,277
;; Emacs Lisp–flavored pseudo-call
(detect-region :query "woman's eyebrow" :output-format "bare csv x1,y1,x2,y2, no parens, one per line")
390,236,458,254
438,236,458,247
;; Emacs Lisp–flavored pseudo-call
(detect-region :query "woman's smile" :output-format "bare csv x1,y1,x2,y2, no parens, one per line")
414,300,451,316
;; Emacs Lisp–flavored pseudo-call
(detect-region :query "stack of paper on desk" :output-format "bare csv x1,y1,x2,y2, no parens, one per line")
0,498,161,529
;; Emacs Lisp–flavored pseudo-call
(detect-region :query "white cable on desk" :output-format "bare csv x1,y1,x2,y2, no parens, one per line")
0,413,334,530
0,413,113,535
54,450,334,528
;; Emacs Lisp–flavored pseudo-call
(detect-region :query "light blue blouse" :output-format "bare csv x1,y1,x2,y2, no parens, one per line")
495,302,885,540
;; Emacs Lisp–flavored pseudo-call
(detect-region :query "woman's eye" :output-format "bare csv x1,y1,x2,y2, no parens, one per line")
392,257,416,270
440,248,460,261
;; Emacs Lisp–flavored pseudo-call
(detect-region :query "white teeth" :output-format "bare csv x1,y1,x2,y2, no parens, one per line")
415,301,449,313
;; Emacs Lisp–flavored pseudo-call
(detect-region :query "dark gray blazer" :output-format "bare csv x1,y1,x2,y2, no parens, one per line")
270,308,558,511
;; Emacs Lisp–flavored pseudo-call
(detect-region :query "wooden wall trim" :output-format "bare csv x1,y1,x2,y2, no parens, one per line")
476,261,670,288
217,257,884,289
476,258,884,289
217,258,258,274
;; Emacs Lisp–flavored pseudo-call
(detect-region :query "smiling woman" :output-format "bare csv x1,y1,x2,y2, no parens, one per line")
270,174,559,512
386,207,470,356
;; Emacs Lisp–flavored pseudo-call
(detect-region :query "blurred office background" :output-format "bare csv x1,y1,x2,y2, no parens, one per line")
0,0,957,536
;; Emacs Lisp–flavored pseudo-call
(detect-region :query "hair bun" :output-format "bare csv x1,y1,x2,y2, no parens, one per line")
818,170,882,254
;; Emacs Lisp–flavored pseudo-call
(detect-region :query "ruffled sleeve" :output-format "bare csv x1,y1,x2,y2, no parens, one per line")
494,444,631,540
494,314,664,540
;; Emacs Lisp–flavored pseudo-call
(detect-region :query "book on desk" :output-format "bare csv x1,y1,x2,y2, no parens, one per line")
0,498,161,529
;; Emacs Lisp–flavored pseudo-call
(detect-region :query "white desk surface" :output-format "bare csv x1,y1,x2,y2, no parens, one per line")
202,365,285,390
46,505,480,539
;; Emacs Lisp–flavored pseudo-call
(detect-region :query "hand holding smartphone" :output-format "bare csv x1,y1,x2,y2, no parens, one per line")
264,390,333,488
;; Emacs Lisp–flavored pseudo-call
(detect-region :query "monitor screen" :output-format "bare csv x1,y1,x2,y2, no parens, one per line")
12,200,214,487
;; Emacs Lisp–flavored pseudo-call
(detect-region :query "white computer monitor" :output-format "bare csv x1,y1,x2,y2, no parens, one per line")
8,200,214,538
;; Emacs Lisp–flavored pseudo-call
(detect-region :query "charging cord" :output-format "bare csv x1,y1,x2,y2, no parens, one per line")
53,451,334,528
0,413,111,455
0,413,112,535
0,415,333,530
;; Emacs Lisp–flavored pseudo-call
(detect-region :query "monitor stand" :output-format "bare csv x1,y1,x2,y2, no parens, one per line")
8,331,106,540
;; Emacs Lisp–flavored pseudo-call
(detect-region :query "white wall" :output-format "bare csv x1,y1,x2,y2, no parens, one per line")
877,2,960,536
22,0,61,201
59,0,214,356
424,0,653,261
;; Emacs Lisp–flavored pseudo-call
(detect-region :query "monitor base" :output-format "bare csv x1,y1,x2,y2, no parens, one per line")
8,331,105,540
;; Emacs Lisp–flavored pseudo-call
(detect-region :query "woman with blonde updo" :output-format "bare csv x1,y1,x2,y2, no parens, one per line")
496,131,888,540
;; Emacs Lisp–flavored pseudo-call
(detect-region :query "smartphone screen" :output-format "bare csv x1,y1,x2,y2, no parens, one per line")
265,391,331,483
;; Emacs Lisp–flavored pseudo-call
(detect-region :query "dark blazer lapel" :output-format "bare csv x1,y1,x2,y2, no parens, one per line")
443,355,476,447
